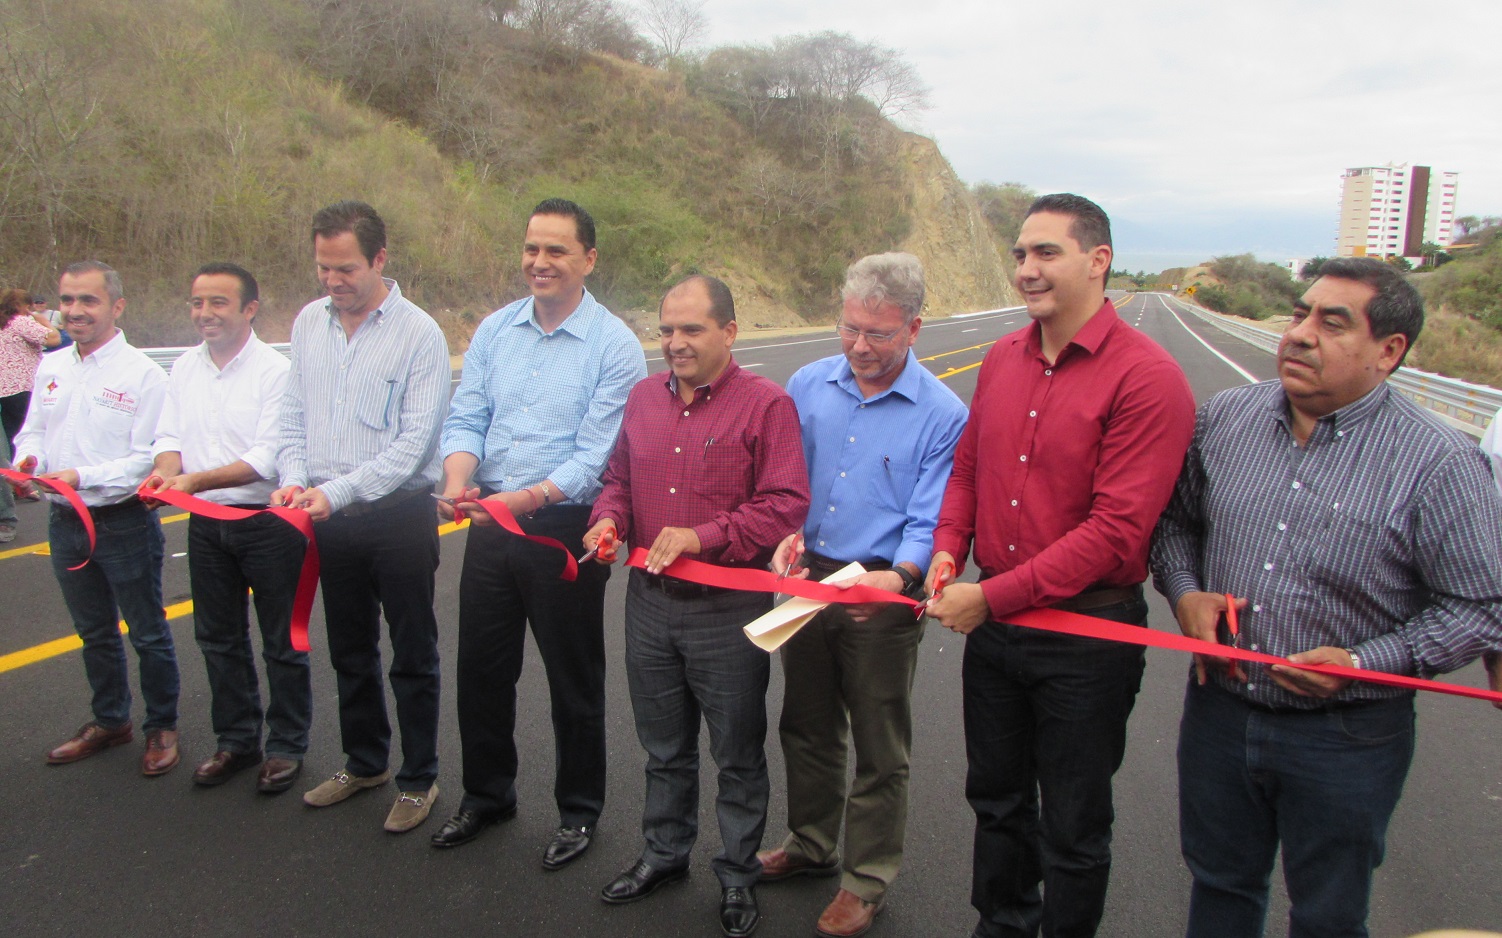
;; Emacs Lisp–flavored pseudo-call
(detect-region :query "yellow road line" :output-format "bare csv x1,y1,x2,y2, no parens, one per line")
936,361,984,380
920,341,995,363
0,512,189,562
1,518,472,675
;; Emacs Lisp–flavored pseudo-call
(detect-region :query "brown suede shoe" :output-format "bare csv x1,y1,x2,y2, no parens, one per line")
816,888,884,938
141,729,180,777
192,749,263,786
756,847,840,882
46,722,134,764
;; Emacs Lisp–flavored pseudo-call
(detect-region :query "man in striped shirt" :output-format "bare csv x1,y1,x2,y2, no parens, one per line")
1152,257,1502,937
272,201,451,833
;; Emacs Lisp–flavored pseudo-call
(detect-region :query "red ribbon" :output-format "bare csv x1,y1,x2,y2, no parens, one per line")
2,467,96,570
463,497,578,582
136,485,320,653
625,548,1502,705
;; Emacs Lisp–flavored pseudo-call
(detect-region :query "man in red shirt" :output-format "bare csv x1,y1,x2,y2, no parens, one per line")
587,275,810,938
925,193,1195,938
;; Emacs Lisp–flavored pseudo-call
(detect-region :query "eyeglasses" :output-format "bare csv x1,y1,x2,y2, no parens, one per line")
835,321,905,345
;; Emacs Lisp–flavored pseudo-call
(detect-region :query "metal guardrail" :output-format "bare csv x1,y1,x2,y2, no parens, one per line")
1160,294,1502,435
145,343,291,370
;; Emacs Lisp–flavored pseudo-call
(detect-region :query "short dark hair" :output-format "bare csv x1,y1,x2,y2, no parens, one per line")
530,198,596,252
1314,257,1424,364
28,292,46,305
311,201,386,264
1024,193,1112,252
662,274,736,327
193,262,259,307
62,260,124,304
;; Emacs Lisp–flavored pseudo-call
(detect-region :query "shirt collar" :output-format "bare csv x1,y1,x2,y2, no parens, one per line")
830,349,922,403
1272,379,1391,434
195,331,262,372
666,358,741,400
324,277,400,322
514,289,599,339
1022,299,1120,361
74,329,127,365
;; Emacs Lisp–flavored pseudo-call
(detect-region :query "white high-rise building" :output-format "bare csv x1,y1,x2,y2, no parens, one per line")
1336,163,1459,259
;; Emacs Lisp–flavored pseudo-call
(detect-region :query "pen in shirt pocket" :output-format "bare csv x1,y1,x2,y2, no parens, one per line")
704,437,716,457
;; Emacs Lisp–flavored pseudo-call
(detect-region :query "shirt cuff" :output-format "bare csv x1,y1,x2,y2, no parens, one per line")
1159,571,1203,612
980,572,1025,622
1352,634,1412,676
319,478,354,515
893,541,933,573
692,521,728,553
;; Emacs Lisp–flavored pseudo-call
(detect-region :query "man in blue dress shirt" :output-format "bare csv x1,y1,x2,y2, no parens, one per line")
760,253,967,937
432,198,648,868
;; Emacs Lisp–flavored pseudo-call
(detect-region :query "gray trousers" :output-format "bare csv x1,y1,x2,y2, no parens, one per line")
624,570,773,888
777,601,924,901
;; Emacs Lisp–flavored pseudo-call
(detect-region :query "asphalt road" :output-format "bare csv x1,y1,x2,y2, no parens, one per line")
2,293,1499,937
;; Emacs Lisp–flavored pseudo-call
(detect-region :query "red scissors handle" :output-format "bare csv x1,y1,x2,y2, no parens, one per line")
914,560,956,618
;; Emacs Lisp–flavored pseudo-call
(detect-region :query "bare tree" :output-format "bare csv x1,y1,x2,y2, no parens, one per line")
635,0,706,62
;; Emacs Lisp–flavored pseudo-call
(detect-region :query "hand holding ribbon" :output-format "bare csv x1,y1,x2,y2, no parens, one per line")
1,465,95,569
134,482,320,652
460,495,579,581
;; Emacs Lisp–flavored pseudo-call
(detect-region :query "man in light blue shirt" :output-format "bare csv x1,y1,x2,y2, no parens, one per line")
431,198,647,868
760,253,967,937
272,201,450,834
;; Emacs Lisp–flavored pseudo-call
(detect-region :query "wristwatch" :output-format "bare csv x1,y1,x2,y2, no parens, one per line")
1345,648,1362,670
893,566,923,599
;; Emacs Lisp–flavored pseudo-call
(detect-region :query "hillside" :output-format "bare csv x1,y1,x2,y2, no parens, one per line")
0,0,1016,347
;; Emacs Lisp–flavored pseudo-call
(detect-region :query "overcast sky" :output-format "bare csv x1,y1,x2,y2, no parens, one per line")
697,0,1502,273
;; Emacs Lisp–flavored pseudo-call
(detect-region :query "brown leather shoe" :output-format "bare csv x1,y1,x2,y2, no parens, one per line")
257,757,303,794
46,722,134,764
756,847,840,882
192,749,262,786
816,888,884,938
141,729,180,777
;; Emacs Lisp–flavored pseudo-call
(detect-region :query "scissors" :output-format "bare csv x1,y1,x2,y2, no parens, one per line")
775,533,805,583
580,528,618,564
913,559,956,618
1222,592,1241,676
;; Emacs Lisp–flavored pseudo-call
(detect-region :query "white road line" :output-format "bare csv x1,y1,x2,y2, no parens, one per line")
962,328,978,333
1164,306,1258,383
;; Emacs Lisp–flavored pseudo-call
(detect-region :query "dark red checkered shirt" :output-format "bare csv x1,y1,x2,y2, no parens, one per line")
591,360,810,567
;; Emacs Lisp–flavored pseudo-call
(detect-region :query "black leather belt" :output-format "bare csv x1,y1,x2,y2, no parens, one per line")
641,572,736,599
801,549,890,578
1049,583,1144,612
334,486,427,519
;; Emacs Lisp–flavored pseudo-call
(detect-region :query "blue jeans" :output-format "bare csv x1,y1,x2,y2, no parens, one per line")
1177,680,1415,938
624,571,772,887
963,602,1148,938
1,429,15,526
188,512,312,757
50,501,179,731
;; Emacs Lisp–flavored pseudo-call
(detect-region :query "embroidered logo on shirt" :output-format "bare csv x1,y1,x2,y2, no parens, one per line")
46,379,58,393
95,387,138,415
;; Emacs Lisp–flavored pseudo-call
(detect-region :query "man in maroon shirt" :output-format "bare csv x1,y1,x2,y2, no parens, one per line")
925,193,1195,938
587,275,810,938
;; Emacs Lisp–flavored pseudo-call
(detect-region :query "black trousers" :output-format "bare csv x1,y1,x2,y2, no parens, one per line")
316,490,441,790
456,504,609,826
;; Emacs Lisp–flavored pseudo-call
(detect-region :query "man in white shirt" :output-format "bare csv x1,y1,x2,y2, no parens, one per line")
13,261,180,776
143,263,311,793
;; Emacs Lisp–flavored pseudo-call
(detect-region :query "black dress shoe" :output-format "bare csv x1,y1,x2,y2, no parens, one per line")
193,749,263,786
429,805,515,848
542,825,592,870
600,859,689,904
256,756,303,794
720,885,759,937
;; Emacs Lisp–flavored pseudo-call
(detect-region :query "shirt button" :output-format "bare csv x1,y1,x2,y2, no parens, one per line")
1251,643,1259,651
1253,604,1262,612
1019,455,1027,462
1029,410,1037,417
1277,522,1286,531
828,506,836,512
669,487,676,494
818,540,826,546
849,436,855,443
839,472,846,478
683,410,690,417
1011,499,1018,506
1263,562,1273,571
1044,369,1052,376
1008,544,1016,551
859,404,865,409
1291,480,1301,489
1246,683,1256,691
674,447,681,453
